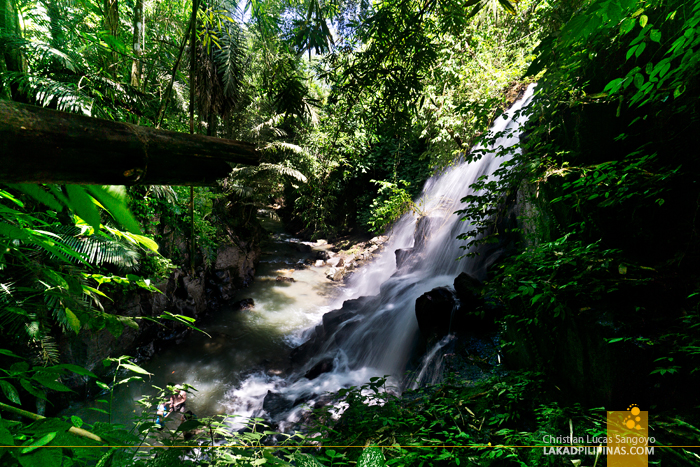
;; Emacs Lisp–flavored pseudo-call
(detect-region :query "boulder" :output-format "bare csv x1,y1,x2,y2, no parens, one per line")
326,256,343,268
314,259,325,267
304,357,335,380
262,391,294,416
325,267,344,281
275,276,295,283
323,309,356,333
415,286,457,343
414,216,435,250
395,248,414,269
453,272,482,309
316,250,331,260
370,235,388,245
292,242,312,253
232,298,255,310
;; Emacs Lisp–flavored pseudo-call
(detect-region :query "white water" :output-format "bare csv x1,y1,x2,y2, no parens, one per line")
71,85,535,430
223,85,537,428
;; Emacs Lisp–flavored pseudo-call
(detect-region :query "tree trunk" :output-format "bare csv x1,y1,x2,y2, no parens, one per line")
46,0,65,50
0,100,259,185
103,0,119,77
0,0,26,99
130,0,144,88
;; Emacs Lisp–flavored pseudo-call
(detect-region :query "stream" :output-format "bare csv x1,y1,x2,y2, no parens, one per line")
70,84,536,432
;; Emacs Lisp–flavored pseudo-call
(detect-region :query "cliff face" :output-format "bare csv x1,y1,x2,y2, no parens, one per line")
57,195,262,397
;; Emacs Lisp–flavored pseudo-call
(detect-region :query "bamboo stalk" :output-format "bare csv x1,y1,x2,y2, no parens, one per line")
0,401,105,444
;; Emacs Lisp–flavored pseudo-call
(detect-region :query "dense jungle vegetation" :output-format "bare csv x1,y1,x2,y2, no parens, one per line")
1,0,700,465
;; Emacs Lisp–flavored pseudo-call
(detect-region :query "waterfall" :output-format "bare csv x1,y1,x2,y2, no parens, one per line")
222,84,536,428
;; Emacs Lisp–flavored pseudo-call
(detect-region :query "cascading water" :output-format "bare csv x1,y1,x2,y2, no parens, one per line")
222,84,537,427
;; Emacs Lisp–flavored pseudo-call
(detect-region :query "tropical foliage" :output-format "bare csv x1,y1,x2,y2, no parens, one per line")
2,0,700,464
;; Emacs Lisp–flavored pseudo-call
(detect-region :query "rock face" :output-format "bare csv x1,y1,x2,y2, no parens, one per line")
290,295,381,366
415,287,457,344
320,235,388,282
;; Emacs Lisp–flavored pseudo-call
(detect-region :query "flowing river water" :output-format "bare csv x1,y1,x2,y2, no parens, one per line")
70,84,536,431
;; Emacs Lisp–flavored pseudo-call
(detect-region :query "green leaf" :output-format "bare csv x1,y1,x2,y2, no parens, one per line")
120,363,152,376
357,446,386,467
18,443,62,467
294,453,325,467
650,29,661,42
634,41,646,58
639,15,648,28
86,186,141,234
0,380,21,404
620,18,635,35
20,432,56,454
64,308,81,334
71,416,83,428
0,419,14,450
52,364,97,379
9,185,62,211
19,380,49,402
0,349,22,359
65,185,101,231
32,373,72,392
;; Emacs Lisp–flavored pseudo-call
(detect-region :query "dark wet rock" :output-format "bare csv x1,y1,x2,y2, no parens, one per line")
290,324,327,365
453,272,482,309
414,216,436,250
304,357,335,380
316,250,332,260
415,286,457,343
291,295,380,367
275,276,295,283
263,391,294,416
323,309,356,332
233,298,255,310
292,242,312,253
395,248,414,269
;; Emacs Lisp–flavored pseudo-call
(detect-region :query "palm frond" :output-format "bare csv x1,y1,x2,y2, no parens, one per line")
215,21,247,105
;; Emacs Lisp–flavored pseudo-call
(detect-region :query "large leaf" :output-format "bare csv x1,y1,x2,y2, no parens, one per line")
87,186,141,234
20,432,56,454
65,185,101,231
0,380,21,404
357,446,386,467
294,453,324,467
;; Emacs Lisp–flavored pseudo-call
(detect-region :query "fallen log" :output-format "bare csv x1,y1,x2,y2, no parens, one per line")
0,100,259,185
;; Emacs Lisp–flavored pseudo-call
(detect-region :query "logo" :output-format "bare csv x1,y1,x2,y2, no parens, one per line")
607,404,653,467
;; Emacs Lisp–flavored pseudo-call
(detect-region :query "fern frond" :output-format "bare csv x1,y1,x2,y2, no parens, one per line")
1,71,94,115
33,335,60,366
251,115,286,139
0,35,83,72
258,162,307,182
54,226,141,270
147,186,178,204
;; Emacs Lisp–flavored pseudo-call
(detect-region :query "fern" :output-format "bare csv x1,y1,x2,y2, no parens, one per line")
1,71,95,115
0,34,83,72
55,226,141,270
